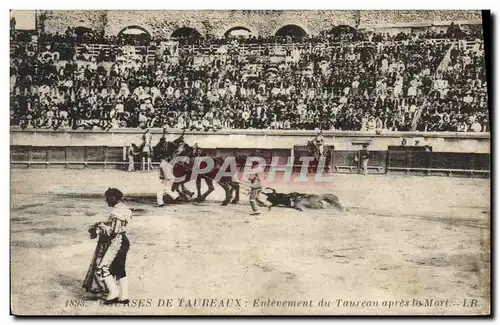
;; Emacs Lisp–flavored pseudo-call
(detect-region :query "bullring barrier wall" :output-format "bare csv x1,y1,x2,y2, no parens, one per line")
10,128,490,176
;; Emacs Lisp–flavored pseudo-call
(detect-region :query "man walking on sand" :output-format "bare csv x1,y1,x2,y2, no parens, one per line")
249,173,269,215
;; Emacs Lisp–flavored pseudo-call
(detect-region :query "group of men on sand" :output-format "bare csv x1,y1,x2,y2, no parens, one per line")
83,138,308,307
126,128,370,214
88,127,363,309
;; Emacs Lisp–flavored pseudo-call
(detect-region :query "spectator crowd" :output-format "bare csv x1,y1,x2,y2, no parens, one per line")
10,23,489,132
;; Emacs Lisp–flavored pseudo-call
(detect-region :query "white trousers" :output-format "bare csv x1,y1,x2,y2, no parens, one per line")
156,180,180,205
318,144,324,157
128,155,135,171
157,160,179,205
361,158,369,175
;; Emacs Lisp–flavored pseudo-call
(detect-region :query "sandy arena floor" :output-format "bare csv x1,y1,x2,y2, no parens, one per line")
10,169,490,315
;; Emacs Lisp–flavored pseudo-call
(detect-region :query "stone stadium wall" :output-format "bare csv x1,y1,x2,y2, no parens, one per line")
10,129,490,176
39,10,483,38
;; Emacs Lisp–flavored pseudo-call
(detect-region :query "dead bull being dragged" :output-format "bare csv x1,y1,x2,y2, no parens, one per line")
262,187,347,211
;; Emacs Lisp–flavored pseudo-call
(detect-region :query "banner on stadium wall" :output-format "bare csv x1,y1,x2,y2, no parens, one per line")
10,10,36,30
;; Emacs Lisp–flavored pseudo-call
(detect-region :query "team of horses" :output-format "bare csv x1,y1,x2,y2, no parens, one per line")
150,132,329,206
152,132,241,206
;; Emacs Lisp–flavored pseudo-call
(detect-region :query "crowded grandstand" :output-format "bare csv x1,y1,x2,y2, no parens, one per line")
10,11,488,132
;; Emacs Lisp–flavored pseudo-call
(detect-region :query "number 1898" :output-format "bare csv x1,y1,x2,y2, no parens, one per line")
65,299,87,307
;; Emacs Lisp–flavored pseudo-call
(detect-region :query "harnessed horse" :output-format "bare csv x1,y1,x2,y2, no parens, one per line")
153,137,240,206
152,132,194,202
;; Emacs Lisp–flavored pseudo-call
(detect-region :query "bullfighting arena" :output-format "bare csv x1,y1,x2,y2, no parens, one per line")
10,169,490,315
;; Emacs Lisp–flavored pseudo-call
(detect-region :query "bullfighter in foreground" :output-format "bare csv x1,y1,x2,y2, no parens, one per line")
83,188,132,305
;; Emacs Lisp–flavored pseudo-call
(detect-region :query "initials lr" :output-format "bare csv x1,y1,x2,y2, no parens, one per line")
463,299,479,307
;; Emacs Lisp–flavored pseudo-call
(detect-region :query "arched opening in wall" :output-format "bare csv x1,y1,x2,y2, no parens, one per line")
117,26,152,46
74,26,95,43
325,25,360,41
275,25,307,40
171,27,202,39
224,26,252,39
